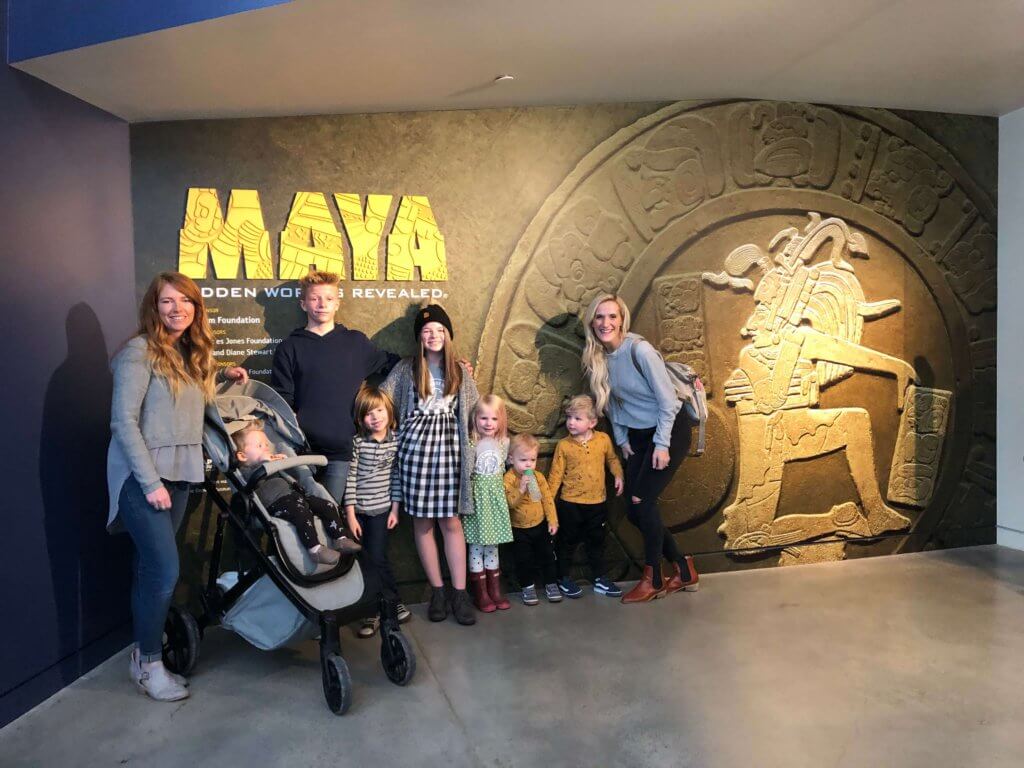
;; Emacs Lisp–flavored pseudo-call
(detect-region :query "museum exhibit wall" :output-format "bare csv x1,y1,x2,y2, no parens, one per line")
998,107,1024,551
131,100,997,600
0,3,137,727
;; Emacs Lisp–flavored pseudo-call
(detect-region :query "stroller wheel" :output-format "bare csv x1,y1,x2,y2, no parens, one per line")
322,653,353,715
162,606,200,676
380,630,416,686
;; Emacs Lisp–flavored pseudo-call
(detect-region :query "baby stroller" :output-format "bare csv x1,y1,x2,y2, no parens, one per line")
161,379,415,714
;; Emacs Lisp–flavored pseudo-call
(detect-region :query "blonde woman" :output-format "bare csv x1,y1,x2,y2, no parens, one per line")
581,293,699,603
107,272,247,701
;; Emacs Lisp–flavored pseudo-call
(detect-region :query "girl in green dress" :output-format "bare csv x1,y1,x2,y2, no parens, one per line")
464,395,514,612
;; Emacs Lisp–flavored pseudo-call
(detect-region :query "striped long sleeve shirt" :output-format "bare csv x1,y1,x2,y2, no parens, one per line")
344,432,401,516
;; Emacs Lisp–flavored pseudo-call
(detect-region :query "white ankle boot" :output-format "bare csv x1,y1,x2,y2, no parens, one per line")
130,649,189,701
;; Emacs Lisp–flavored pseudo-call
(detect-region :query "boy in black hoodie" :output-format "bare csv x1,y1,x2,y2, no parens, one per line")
271,271,399,505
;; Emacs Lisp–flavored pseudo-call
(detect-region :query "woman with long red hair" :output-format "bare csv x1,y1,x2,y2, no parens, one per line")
107,272,246,701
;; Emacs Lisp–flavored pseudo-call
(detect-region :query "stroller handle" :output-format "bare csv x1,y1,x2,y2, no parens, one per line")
263,455,328,475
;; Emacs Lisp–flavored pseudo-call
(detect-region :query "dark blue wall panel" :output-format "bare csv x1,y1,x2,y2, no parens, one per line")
7,0,290,62
1,0,138,727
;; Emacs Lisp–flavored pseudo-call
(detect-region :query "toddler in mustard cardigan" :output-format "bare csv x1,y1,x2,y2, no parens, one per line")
503,433,560,605
547,395,624,598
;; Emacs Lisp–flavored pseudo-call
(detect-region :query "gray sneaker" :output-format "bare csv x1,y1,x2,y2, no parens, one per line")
356,617,379,638
544,583,563,603
396,603,412,623
521,585,539,605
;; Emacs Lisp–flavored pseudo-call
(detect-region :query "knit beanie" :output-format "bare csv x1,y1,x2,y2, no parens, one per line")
413,304,454,340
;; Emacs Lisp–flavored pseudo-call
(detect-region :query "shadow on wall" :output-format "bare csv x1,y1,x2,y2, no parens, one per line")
39,304,131,685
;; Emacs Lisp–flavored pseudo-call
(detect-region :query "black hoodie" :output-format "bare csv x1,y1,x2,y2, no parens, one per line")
271,325,398,461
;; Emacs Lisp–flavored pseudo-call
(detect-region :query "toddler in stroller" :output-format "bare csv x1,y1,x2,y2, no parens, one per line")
159,379,415,715
232,421,361,566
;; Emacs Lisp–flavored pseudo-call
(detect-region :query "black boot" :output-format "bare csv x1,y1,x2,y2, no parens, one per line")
427,586,448,622
449,588,477,626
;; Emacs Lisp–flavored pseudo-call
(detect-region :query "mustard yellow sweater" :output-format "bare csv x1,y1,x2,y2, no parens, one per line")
547,431,624,504
503,469,558,529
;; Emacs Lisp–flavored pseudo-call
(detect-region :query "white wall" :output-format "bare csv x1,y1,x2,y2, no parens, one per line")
998,108,1024,550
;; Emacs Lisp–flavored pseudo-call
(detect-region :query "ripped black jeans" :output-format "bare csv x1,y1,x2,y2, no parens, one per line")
623,416,691,582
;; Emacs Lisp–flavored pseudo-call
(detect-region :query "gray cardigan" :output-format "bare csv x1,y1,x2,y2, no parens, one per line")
381,358,478,517
106,336,207,530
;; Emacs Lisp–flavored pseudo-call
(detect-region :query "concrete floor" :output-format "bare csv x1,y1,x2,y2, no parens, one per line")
3,546,1023,768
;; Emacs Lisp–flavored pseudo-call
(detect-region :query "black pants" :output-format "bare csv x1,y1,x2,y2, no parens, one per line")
555,500,608,580
356,512,398,599
624,416,691,574
512,522,557,588
267,492,345,549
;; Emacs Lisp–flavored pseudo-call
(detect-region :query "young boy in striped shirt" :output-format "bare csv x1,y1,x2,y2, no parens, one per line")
344,386,409,637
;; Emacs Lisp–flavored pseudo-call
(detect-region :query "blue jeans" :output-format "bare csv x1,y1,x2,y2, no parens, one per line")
318,460,351,506
118,476,190,662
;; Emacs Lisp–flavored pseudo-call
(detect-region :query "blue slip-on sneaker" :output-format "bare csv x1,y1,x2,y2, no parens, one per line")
593,576,623,597
557,577,584,599
521,585,539,605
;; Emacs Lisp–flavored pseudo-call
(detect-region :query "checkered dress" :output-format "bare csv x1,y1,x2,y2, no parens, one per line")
396,370,462,518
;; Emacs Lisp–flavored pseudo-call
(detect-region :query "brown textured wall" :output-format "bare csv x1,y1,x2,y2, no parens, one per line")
130,100,997,601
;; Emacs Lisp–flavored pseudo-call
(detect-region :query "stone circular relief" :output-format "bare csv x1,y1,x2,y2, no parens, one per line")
478,100,995,563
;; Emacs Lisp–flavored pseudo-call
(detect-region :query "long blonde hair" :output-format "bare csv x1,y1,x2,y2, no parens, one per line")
412,324,463,400
138,271,216,400
470,394,509,442
580,293,632,417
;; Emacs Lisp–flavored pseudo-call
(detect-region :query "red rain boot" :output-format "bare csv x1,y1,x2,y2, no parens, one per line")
484,568,511,610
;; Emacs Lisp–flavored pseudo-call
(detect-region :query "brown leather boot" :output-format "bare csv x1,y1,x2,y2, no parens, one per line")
484,568,511,610
469,572,496,613
621,566,666,604
664,556,699,594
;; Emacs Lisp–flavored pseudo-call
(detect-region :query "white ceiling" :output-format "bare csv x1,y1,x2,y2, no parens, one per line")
13,0,1024,122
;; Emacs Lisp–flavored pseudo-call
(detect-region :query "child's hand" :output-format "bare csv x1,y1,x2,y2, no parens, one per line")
614,476,624,496
387,509,399,530
548,524,558,536
268,453,287,462
345,507,361,540
518,474,530,493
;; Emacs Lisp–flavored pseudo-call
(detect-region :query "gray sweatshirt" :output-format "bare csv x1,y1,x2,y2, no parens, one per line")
605,333,682,450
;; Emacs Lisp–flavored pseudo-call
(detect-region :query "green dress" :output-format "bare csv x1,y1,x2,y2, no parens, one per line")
462,437,514,545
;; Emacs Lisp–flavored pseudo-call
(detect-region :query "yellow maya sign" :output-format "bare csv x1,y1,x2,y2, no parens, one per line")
178,189,448,281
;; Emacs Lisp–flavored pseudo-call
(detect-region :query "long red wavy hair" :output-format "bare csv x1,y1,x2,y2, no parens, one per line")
138,271,216,400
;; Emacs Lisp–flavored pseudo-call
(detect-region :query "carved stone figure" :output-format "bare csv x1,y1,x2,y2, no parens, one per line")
704,213,920,554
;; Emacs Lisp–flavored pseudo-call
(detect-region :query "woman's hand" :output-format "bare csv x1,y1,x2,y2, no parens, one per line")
146,486,172,511
224,366,249,383
620,442,634,460
387,509,399,530
652,447,670,470
614,476,624,496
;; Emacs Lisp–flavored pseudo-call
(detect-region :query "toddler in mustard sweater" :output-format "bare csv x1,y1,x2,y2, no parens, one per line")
503,433,560,605
547,395,625,598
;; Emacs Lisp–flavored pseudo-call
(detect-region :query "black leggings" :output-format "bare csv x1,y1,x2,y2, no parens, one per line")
356,512,398,600
268,492,345,549
624,417,691,584
555,500,609,580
